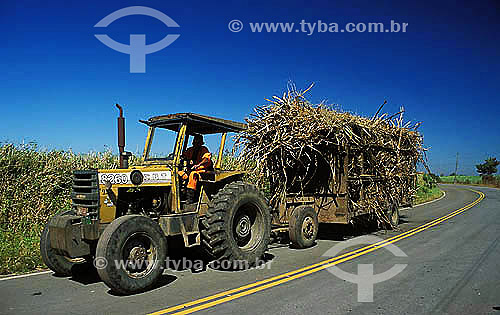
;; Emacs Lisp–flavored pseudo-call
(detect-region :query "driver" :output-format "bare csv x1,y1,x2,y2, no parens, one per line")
178,134,213,203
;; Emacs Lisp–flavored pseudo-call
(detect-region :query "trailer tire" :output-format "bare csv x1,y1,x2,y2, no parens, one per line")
388,201,400,228
40,210,88,276
96,215,167,294
200,181,270,267
289,205,319,249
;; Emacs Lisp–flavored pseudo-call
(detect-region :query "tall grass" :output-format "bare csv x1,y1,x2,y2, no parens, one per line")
0,143,119,274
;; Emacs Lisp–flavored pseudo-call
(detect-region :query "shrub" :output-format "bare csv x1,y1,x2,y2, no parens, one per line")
422,173,437,189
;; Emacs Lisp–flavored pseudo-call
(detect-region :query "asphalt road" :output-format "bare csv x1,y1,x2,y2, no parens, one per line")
1,185,499,315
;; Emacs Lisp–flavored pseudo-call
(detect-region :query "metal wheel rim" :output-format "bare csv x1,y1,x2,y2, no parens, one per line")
232,202,263,250
235,214,251,239
121,232,158,279
301,216,315,240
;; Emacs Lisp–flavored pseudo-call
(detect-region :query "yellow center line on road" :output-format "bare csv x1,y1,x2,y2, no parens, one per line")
150,189,485,315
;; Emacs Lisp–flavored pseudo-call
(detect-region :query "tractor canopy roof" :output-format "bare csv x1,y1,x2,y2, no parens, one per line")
140,113,247,134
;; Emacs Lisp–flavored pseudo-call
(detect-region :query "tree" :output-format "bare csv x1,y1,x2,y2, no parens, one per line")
476,157,500,176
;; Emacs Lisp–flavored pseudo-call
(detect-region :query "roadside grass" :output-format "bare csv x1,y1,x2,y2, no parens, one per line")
0,226,44,274
0,143,120,275
415,185,443,204
414,173,444,205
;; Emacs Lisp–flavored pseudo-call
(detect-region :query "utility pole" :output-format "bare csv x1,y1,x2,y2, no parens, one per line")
454,153,459,184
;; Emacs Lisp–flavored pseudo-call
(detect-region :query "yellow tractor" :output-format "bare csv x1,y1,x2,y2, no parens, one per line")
41,105,271,294
41,105,408,294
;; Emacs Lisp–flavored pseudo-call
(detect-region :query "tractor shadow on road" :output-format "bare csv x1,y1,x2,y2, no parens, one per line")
316,219,408,242
64,260,178,295
166,236,275,273
317,222,379,241
67,264,101,285
399,213,409,225
66,237,276,295
106,274,178,297
207,253,275,272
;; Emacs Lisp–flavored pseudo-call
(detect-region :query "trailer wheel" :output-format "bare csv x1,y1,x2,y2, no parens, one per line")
200,181,270,267
96,215,167,294
289,205,319,249
40,211,88,276
388,201,400,228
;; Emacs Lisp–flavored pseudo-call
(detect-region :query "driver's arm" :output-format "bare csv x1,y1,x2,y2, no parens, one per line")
193,150,212,170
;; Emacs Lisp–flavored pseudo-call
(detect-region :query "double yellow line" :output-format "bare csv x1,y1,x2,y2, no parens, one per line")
150,189,485,315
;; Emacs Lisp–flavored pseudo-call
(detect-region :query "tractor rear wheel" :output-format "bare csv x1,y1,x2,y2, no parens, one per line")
96,215,167,294
200,181,270,268
289,205,319,249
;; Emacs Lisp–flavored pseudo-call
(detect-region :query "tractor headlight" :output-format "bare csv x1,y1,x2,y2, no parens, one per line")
130,170,144,185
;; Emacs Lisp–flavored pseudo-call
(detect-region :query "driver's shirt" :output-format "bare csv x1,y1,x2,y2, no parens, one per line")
182,145,211,165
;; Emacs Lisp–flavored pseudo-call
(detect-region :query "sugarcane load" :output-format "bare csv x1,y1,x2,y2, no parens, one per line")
235,85,424,231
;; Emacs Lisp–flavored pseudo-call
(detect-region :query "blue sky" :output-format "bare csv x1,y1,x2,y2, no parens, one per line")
1,0,499,175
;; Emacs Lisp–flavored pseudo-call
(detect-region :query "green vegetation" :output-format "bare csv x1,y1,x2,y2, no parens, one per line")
439,175,483,184
415,173,444,204
476,157,500,176
0,225,45,274
439,175,500,186
440,157,500,187
0,143,120,274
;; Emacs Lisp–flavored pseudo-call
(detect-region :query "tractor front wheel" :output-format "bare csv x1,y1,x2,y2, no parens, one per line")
95,215,167,294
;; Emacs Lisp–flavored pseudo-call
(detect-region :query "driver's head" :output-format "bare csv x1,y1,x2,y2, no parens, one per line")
192,134,204,147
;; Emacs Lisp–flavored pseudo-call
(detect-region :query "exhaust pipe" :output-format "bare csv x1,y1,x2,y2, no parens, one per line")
116,104,126,168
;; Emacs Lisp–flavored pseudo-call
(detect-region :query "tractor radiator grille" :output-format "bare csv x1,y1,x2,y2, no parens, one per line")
72,170,99,218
